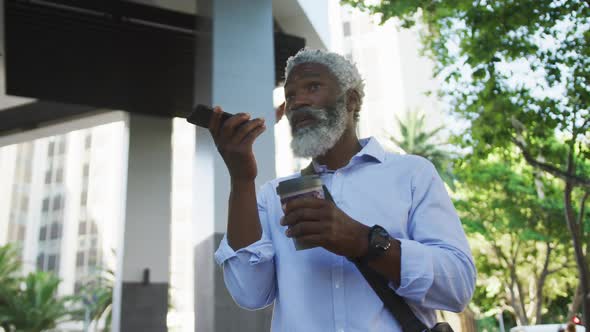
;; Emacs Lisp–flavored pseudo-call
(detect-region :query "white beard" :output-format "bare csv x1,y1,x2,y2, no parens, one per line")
288,96,348,158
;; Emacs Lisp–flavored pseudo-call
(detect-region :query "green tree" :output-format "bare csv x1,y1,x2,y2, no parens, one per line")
78,268,114,332
0,245,21,332
0,244,79,332
454,153,581,325
342,0,590,324
0,272,78,332
389,109,455,188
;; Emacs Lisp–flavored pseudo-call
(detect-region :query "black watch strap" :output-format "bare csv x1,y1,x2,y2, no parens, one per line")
356,225,391,265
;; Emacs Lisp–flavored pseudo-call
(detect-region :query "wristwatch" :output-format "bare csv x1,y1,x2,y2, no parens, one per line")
357,225,391,264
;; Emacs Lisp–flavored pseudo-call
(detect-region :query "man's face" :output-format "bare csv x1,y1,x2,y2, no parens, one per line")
284,63,349,158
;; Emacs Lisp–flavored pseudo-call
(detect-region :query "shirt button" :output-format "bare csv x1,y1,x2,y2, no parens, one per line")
338,329,344,332
335,282,340,289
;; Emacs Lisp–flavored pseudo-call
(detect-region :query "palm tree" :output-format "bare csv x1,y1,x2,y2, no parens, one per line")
79,268,114,332
0,271,78,332
389,110,455,188
0,245,21,283
0,245,21,332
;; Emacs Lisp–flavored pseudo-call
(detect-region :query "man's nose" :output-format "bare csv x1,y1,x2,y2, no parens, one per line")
288,95,312,112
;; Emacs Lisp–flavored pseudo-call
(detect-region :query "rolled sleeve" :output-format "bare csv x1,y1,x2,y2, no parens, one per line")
394,238,434,302
395,158,476,311
215,235,274,266
213,182,278,310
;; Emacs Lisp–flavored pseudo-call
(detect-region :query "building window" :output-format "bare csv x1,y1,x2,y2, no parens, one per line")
58,140,66,154
37,254,45,270
47,142,55,157
88,249,98,266
91,238,98,248
83,164,90,178
80,191,88,206
17,225,26,241
52,195,62,211
47,254,58,272
24,167,32,183
79,221,87,235
76,252,85,267
85,134,92,149
20,196,29,211
42,198,50,212
45,170,52,184
7,224,15,241
39,225,47,241
343,22,351,37
90,222,98,235
50,223,61,240
55,168,63,183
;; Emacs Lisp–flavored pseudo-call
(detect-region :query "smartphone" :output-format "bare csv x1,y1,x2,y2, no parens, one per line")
186,104,233,129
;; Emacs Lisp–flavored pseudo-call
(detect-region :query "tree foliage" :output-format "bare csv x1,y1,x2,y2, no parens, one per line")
342,0,590,324
76,267,115,332
0,245,21,332
454,153,582,325
0,244,78,332
389,109,455,187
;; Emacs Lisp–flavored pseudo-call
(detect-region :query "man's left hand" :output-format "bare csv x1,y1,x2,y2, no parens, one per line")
280,197,370,258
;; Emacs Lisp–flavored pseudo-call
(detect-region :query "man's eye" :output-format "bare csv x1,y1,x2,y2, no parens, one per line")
308,83,320,92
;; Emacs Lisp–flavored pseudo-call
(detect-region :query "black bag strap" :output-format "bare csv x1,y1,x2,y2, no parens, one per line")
301,162,430,332
354,262,429,332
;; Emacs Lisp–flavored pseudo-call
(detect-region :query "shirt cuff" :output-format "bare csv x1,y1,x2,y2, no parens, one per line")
214,235,274,266
392,238,434,303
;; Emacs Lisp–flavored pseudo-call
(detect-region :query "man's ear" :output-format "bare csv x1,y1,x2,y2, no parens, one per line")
346,89,361,115
275,102,286,124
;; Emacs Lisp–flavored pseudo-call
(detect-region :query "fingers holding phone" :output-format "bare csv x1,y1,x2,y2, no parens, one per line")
209,106,266,181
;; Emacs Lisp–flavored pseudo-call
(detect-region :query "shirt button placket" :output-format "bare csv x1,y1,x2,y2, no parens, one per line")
331,172,346,332
332,256,346,332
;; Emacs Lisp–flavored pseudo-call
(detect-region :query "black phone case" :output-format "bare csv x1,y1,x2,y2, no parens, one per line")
186,104,233,128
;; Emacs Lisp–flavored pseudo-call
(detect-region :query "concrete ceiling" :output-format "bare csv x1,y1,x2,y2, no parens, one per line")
0,0,36,113
273,0,329,50
125,0,197,15
0,0,322,138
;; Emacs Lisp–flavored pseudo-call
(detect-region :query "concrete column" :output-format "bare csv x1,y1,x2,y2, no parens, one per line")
112,113,173,332
193,0,276,331
0,145,16,246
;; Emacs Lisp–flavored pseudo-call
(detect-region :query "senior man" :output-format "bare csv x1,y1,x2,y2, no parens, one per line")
210,48,476,332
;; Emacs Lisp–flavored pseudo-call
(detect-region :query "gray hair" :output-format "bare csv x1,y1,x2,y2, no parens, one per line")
284,48,365,120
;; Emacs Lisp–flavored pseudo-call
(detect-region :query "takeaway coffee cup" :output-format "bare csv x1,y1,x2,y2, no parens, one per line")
276,175,325,250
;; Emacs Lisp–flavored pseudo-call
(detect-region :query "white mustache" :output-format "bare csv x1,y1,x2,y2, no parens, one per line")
286,107,329,124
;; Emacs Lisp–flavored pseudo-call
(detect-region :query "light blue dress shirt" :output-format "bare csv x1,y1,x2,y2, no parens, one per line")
215,137,476,332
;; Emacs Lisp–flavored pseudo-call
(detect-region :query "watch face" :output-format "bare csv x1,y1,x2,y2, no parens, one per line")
371,226,391,251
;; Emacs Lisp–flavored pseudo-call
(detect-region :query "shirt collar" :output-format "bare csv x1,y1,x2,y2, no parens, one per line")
354,137,386,163
311,137,385,173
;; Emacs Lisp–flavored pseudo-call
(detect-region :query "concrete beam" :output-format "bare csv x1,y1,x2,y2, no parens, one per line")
273,0,330,49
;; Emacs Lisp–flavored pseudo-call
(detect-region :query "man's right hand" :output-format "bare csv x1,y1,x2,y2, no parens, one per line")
209,106,266,181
